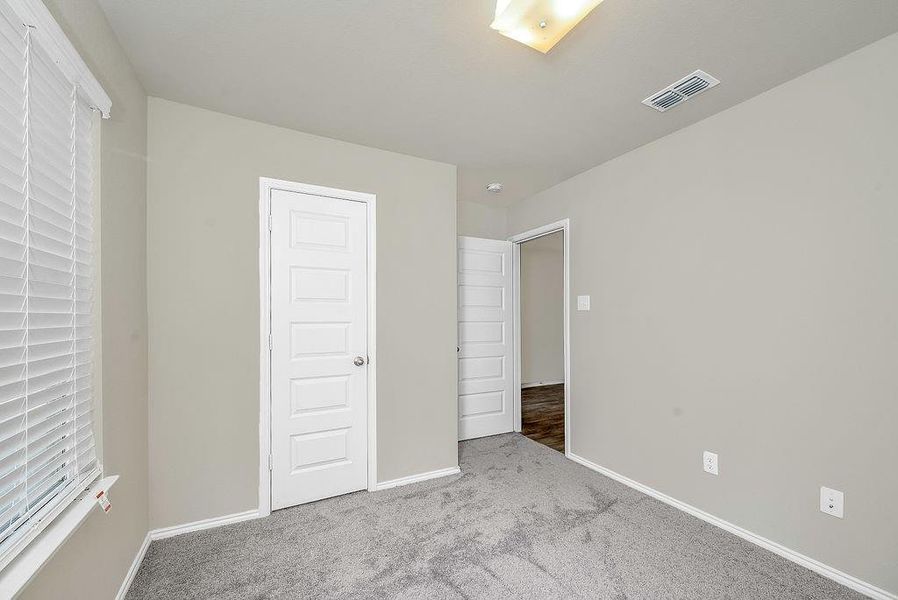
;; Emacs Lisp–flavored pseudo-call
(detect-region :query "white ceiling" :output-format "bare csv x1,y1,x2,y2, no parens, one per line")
97,0,898,207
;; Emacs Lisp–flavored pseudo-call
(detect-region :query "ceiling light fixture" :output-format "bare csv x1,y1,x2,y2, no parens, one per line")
491,0,604,53
486,183,504,193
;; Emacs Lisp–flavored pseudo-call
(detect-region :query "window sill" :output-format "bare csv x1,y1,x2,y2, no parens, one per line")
0,474,118,599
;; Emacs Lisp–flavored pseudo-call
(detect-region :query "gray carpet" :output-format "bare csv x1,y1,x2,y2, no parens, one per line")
127,434,862,599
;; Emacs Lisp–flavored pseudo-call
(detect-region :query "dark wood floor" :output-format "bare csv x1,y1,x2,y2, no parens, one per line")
521,383,565,452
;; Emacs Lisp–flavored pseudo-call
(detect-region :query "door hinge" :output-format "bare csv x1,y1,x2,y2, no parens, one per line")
268,454,273,471
268,334,272,351
268,214,272,231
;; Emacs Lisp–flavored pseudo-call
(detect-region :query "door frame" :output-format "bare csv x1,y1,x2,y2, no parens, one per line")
508,219,571,457
257,177,377,517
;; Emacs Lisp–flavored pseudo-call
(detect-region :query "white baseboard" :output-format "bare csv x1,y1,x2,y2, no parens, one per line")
114,470,457,597
567,452,896,600
521,380,564,389
114,532,150,600
149,509,260,541
116,509,260,599
375,466,461,491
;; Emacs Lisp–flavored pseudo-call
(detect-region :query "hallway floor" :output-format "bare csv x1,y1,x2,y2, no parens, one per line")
521,383,565,452
127,434,860,600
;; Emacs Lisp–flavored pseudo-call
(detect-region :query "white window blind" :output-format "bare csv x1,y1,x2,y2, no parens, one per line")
0,0,100,569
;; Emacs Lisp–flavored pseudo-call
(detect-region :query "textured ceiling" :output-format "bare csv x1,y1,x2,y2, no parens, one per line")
97,0,898,206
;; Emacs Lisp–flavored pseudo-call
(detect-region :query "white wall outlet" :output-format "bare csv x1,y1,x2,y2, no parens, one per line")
702,451,718,475
577,295,590,311
820,486,844,518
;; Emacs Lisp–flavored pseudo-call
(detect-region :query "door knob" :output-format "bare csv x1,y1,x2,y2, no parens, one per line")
353,356,366,366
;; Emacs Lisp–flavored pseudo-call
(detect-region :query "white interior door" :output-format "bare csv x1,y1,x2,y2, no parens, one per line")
271,189,368,509
457,237,514,440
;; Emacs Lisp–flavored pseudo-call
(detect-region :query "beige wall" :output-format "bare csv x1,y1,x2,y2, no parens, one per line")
147,98,458,528
520,232,564,386
458,200,507,239
507,32,898,594
21,1,149,598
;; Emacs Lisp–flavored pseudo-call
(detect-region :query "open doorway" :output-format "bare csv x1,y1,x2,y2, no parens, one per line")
518,231,565,451
517,231,565,452
510,219,571,456
456,220,570,453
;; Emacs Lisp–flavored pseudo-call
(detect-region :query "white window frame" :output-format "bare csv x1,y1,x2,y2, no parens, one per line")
0,0,112,593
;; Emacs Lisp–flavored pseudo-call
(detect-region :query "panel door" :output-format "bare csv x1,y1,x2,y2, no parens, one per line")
457,237,514,440
270,189,368,509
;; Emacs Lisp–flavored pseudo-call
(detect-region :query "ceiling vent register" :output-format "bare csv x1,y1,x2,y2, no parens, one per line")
643,70,720,112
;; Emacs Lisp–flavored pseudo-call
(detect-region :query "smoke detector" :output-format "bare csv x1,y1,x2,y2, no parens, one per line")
642,70,720,112
486,183,504,193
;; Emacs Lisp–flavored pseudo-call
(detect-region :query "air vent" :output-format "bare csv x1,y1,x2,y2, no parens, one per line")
642,70,720,112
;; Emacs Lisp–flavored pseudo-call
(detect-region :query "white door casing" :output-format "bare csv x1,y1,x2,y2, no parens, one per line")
270,189,368,509
508,219,571,456
457,237,514,440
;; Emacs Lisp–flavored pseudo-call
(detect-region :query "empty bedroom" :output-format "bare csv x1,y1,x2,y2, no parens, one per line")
0,1,895,599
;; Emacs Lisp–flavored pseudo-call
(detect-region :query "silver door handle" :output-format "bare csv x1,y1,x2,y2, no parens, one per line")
353,356,366,366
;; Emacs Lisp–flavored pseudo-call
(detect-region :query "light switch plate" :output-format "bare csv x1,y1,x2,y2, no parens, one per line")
577,295,590,311
703,451,718,475
820,486,844,518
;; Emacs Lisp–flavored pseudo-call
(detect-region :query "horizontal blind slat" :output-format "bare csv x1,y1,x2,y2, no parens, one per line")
27,367,74,394
0,362,23,387
24,465,75,515
0,462,23,496
25,446,72,489
0,379,23,404
0,394,22,420
0,485,26,524
0,429,23,462
0,444,22,478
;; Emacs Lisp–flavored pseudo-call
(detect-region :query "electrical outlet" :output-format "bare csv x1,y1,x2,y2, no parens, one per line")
702,451,718,475
820,486,844,518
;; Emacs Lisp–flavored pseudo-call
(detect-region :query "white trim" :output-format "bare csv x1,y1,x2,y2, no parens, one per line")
114,532,151,600
567,453,896,600
366,192,378,494
149,509,260,542
5,0,111,117
258,178,271,517
258,177,377,516
116,466,460,596
0,475,116,599
375,466,461,491
509,219,571,456
512,242,522,431
521,379,565,389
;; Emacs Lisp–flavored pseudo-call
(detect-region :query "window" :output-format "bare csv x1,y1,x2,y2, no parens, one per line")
0,0,109,570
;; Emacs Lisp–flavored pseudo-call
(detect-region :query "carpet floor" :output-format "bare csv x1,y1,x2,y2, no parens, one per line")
127,434,862,599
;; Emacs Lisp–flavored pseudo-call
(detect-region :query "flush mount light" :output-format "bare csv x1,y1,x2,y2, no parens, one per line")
486,183,504,193
491,0,604,53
